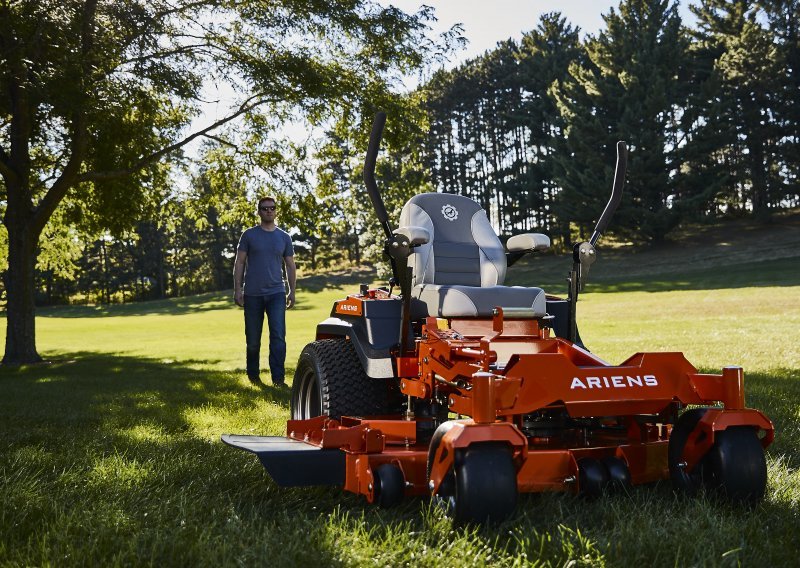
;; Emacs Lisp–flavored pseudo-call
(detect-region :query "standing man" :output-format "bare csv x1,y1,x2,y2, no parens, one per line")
233,196,296,386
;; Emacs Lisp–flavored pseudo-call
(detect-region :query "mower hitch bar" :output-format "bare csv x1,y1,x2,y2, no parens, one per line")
223,113,774,524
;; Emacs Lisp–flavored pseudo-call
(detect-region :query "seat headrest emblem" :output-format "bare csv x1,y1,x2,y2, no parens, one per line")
441,203,459,221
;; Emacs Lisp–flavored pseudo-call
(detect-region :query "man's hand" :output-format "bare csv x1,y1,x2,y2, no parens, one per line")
286,290,296,309
234,290,244,307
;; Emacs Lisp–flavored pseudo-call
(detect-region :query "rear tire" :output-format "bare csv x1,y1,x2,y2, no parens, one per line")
291,339,400,420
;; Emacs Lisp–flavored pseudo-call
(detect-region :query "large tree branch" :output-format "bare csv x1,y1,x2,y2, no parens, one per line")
119,42,216,66
32,113,88,235
78,93,277,183
152,0,225,22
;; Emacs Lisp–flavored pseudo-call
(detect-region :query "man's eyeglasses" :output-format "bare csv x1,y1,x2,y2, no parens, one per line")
259,206,276,211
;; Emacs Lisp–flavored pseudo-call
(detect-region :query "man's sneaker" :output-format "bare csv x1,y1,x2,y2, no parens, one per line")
248,374,262,385
272,380,287,387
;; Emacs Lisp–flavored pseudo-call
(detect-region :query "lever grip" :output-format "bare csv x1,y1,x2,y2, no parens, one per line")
363,112,393,241
590,140,627,246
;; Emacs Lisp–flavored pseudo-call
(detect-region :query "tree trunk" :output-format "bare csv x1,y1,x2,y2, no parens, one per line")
2,216,42,365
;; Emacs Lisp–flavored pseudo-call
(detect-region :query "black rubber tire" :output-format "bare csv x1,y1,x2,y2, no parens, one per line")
578,458,609,499
291,339,399,420
668,408,709,497
374,463,405,508
601,456,632,493
453,443,518,525
703,426,767,506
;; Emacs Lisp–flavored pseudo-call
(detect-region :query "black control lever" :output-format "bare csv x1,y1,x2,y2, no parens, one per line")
572,141,627,288
590,141,627,247
567,141,628,342
364,112,393,242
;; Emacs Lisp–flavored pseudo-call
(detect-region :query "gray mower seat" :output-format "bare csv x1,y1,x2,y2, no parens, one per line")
398,193,547,319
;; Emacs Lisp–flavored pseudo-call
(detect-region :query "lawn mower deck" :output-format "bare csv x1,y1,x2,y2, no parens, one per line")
223,302,773,510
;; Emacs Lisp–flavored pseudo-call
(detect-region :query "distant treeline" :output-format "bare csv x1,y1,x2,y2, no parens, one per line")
422,1,800,244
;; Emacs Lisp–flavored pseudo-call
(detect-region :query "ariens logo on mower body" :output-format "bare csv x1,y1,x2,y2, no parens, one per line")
335,299,363,316
570,375,658,389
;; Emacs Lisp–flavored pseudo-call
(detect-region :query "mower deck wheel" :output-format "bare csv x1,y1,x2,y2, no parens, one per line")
601,456,631,493
703,426,767,506
374,463,405,508
577,458,609,499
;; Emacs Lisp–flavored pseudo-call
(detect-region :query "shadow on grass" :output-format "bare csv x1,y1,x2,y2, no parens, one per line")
298,266,378,293
0,353,349,565
0,352,291,438
2,354,798,564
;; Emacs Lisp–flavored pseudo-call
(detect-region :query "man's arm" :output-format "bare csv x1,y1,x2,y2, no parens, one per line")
284,255,297,309
233,250,247,306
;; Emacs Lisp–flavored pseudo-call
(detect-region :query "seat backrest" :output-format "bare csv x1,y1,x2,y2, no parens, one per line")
399,193,506,287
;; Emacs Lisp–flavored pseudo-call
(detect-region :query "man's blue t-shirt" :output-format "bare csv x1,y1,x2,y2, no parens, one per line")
237,226,294,296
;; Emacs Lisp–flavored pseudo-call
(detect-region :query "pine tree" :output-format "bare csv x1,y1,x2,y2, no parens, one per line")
517,13,582,242
690,0,784,218
551,0,693,243
759,0,800,208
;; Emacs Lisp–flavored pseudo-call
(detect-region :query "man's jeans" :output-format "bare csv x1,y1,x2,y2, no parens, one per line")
244,293,286,382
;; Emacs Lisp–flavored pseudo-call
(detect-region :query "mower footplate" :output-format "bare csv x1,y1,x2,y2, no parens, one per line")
221,435,345,487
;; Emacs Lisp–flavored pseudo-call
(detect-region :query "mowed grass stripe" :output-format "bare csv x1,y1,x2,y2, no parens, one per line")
1,274,799,566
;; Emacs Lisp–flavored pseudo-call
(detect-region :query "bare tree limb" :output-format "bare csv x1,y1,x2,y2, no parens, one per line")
119,42,216,65
78,93,277,183
201,133,239,150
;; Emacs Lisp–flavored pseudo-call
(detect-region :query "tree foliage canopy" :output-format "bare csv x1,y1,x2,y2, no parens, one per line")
0,0,456,364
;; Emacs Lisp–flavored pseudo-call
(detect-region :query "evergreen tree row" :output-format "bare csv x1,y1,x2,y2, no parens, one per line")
422,0,800,244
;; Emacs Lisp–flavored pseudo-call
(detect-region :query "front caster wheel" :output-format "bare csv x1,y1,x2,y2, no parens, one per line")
374,463,405,508
453,443,517,524
670,408,768,505
704,426,767,506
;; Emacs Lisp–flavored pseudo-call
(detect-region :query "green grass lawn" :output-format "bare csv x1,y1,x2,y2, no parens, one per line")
1,252,799,566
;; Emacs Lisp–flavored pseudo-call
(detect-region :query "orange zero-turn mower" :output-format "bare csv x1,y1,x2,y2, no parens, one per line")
223,113,774,524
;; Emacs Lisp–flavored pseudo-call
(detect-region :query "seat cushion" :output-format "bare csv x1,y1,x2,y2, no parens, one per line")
411,283,547,318
400,194,507,287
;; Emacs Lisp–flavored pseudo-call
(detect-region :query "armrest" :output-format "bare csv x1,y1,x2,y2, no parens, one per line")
507,233,550,253
393,226,430,247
